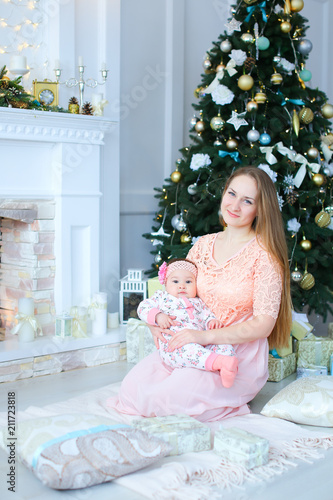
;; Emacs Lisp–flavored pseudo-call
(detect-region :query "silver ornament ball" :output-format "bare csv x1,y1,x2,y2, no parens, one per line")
187,183,198,195
171,214,180,229
154,253,163,264
247,128,260,142
203,58,212,71
175,219,187,232
291,269,303,282
214,137,223,146
297,39,313,55
189,115,198,129
220,40,232,53
241,33,254,44
210,115,225,131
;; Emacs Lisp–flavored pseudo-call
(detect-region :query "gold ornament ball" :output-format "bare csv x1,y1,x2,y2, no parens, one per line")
244,0,258,4
281,21,292,33
238,74,254,91
321,103,333,119
254,91,267,104
291,0,304,12
210,115,225,132
300,272,315,290
180,233,192,244
307,147,319,159
299,107,314,124
226,138,238,150
312,173,325,186
216,63,225,73
194,86,203,98
195,120,205,133
300,238,312,251
315,210,331,228
170,170,182,183
270,72,283,85
246,99,258,112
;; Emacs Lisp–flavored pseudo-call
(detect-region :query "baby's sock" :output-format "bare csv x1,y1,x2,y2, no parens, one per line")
205,353,238,388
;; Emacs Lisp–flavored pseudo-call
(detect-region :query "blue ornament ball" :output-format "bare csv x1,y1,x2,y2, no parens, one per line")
259,133,271,145
299,69,312,82
257,37,270,50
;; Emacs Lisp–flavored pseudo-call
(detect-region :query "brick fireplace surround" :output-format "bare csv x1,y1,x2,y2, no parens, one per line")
0,108,126,382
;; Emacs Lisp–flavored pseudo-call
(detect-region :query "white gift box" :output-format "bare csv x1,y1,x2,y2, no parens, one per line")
126,318,156,363
213,427,269,469
132,413,211,456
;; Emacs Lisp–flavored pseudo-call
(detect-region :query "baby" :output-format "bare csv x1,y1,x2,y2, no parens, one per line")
137,258,238,388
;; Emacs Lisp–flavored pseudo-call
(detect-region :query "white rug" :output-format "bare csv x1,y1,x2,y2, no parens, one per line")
1,382,333,500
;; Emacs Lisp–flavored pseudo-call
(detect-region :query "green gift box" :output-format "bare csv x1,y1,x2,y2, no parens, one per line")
132,413,211,456
268,353,296,382
213,427,269,469
147,276,165,297
297,333,333,371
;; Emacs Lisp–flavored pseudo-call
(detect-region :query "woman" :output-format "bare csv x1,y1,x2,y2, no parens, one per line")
109,166,292,422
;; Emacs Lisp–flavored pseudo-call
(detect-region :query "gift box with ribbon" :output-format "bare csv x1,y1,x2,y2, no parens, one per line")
70,306,88,338
268,352,296,382
296,366,328,379
296,333,333,371
290,311,313,341
126,318,157,363
213,427,269,469
132,414,211,456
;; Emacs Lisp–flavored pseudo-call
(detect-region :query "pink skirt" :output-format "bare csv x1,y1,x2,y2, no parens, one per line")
107,339,269,422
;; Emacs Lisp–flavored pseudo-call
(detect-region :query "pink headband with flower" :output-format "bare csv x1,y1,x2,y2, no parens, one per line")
158,260,198,285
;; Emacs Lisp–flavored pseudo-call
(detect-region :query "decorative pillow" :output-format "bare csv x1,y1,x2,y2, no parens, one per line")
0,413,171,489
260,376,333,427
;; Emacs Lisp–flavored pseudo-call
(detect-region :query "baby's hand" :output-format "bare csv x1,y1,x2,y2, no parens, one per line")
208,319,224,329
156,313,174,329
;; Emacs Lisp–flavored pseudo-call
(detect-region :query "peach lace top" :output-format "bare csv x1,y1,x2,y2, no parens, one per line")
187,233,282,327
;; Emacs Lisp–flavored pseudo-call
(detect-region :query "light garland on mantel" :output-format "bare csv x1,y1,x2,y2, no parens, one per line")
0,0,42,55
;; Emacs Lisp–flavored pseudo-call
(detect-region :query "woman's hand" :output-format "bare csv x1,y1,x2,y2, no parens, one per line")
146,316,178,349
167,329,208,352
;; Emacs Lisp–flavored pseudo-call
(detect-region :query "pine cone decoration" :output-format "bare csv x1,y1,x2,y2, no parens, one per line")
244,57,256,72
82,101,93,115
286,191,298,205
69,96,79,105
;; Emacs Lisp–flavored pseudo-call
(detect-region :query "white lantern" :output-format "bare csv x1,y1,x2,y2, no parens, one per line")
119,269,148,324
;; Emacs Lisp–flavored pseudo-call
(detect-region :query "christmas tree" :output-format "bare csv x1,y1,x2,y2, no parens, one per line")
143,0,333,320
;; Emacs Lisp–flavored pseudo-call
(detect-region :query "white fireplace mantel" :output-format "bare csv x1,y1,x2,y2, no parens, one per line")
0,107,114,145
0,108,117,315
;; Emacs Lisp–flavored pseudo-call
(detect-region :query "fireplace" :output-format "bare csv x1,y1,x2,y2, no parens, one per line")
0,108,114,346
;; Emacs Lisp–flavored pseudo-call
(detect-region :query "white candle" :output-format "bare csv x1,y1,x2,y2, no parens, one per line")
10,56,27,69
91,292,107,336
101,62,107,71
55,59,60,69
108,312,119,329
78,55,84,67
18,297,35,342
92,93,103,106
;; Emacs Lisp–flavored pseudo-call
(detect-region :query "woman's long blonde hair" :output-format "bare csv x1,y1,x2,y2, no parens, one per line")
222,166,292,348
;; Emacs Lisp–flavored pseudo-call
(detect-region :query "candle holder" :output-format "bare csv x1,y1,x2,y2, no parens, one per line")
54,63,109,113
